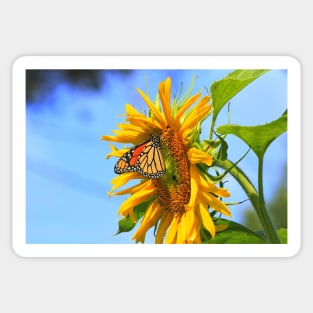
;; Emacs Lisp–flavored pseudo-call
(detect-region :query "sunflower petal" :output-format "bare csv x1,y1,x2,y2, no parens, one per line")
185,165,199,210
111,178,153,195
179,97,212,135
201,192,232,217
132,201,162,243
187,147,213,166
158,77,175,129
106,144,129,160
185,209,201,243
136,88,166,128
126,115,163,131
176,92,201,123
165,215,179,244
155,211,173,244
199,174,230,198
118,187,155,220
176,214,187,244
198,202,216,237
125,103,142,116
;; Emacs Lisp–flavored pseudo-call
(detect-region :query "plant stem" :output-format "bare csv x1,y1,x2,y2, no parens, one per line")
209,116,217,141
216,158,280,243
257,156,281,243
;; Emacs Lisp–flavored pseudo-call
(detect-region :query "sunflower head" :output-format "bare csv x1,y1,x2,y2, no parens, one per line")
102,76,231,244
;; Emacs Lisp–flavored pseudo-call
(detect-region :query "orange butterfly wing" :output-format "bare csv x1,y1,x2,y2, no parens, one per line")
114,135,166,179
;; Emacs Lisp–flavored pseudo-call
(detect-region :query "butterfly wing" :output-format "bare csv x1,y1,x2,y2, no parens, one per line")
114,135,166,179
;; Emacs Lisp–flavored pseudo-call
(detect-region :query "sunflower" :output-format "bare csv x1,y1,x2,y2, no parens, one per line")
102,77,231,244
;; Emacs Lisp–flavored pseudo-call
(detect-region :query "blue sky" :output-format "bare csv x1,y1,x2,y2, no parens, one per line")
26,69,287,243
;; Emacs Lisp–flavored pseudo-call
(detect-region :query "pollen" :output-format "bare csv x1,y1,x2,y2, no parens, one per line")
153,126,191,215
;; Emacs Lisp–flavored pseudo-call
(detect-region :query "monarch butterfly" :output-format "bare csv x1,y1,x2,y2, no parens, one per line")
114,134,166,179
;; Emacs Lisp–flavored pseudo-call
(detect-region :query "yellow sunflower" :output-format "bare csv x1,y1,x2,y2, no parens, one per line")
102,77,231,244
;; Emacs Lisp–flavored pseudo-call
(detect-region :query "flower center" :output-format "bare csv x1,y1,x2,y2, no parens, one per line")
153,126,191,215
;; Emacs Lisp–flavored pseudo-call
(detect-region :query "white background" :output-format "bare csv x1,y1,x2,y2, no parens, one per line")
1,1,311,312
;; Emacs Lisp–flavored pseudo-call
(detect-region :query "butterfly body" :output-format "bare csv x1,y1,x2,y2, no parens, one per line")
114,134,166,179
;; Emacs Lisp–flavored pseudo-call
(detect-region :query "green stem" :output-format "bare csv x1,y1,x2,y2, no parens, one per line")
216,159,259,208
209,116,217,141
215,158,280,243
257,156,281,243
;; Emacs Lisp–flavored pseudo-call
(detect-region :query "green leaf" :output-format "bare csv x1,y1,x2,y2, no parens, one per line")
216,111,287,159
115,216,136,235
201,219,266,244
210,69,270,120
277,228,288,244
